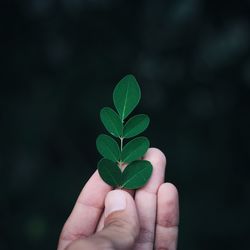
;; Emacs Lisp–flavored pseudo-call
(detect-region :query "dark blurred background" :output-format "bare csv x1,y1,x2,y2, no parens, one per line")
1,0,250,249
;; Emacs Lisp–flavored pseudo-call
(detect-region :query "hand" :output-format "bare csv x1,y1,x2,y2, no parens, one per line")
57,148,179,250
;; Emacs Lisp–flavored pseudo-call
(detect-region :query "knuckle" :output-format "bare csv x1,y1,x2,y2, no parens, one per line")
136,227,154,243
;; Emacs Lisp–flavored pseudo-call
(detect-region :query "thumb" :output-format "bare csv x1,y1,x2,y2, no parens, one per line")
67,190,139,250
97,190,139,249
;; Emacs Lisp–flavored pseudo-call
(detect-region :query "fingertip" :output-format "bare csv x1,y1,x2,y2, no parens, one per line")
139,148,167,193
158,182,179,199
144,147,167,168
104,190,138,222
157,182,179,227
105,189,134,203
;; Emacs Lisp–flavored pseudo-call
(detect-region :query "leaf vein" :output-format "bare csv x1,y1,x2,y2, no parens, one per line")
121,165,148,188
121,83,130,121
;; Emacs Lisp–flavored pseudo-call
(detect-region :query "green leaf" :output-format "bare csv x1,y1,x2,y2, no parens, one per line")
121,160,153,189
98,158,122,187
96,134,120,162
100,107,123,137
113,74,141,121
121,137,149,163
123,114,150,138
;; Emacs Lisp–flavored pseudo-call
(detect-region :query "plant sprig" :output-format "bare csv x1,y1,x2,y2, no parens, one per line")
96,74,152,189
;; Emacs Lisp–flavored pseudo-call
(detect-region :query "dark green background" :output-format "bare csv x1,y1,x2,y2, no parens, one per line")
1,0,250,249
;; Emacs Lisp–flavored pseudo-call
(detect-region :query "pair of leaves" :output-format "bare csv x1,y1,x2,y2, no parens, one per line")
96,135,149,163
98,158,153,189
101,108,150,138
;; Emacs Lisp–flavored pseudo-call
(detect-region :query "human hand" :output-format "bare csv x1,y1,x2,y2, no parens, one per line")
57,148,179,250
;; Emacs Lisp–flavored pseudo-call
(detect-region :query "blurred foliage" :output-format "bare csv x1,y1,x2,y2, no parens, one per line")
1,0,250,249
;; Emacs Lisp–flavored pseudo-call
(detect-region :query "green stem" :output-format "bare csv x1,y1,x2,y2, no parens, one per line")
120,137,123,151
119,119,124,170
118,137,124,170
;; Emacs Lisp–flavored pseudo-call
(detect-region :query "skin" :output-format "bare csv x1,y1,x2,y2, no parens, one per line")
57,148,179,250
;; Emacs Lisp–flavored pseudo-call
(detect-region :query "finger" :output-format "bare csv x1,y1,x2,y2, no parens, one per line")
133,148,166,250
95,188,135,232
67,190,139,250
155,183,179,250
58,170,112,250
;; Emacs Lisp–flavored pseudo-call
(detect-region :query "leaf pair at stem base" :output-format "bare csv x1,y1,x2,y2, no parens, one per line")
98,158,153,189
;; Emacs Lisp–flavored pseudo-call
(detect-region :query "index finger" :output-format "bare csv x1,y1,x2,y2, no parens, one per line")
58,170,112,250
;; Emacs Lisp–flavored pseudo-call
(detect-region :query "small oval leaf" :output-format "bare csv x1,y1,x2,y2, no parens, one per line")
121,137,149,163
113,74,141,121
121,160,153,189
98,158,122,187
123,114,150,138
96,134,120,162
100,107,123,137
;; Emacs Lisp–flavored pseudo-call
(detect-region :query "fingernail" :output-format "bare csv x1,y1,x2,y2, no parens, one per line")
105,190,126,218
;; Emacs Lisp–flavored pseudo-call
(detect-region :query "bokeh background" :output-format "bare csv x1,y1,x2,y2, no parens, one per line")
1,0,250,249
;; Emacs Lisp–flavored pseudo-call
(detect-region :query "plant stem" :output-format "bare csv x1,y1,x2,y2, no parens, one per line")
119,119,124,170
118,137,124,170
120,137,124,151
